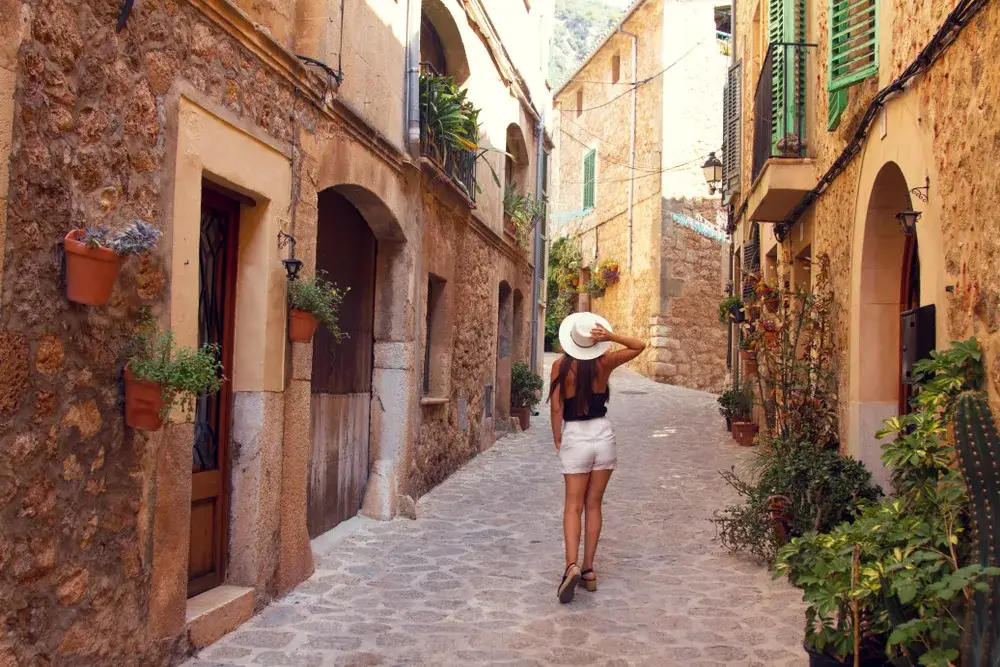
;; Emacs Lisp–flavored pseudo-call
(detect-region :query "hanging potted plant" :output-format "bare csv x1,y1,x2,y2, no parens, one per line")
761,319,779,346
758,279,780,313
718,295,743,324
287,272,350,343
64,222,162,306
740,336,758,377
124,319,224,431
510,361,543,430
598,259,620,287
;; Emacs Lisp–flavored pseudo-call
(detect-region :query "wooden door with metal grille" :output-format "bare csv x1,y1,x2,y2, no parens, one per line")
307,191,376,538
189,187,239,598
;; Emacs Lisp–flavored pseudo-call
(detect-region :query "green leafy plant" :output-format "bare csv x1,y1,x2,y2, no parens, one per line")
504,181,545,251
127,319,224,420
287,273,349,341
511,361,544,410
718,386,754,423
419,73,479,157
718,294,743,323
584,272,606,298
544,237,583,350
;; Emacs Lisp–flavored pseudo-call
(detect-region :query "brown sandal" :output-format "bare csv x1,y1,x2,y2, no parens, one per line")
557,563,581,603
580,568,597,592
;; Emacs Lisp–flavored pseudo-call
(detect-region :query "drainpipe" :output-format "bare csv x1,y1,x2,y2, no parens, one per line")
621,27,638,270
406,0,421,155
530,120,545,372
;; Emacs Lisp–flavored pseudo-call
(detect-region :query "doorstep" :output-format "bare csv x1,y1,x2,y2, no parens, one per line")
186,585,255,649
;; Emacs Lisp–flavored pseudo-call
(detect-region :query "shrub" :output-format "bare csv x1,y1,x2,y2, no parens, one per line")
128,319,224,420
511,362,544,410
718,295,742,323
718,386,754,422
288,273,349,341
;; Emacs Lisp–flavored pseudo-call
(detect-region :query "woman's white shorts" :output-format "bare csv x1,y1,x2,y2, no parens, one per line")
559,417,617,475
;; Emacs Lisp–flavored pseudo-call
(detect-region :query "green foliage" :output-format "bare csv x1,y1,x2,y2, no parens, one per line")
511,362,544,410
718,295,742,323
549,0,627,87
776,338,996,665
718,386,754,422
504,181,545,252
544,237,584,350
287,273,349,341
715,439,881,565
419,73,480,157
128,319,224,420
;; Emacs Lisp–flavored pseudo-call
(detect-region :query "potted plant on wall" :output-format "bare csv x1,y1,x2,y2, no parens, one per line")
124,318,225,431
729,385,757,446
287,272,350,343
64,222,162,306
740,336,758,377
718,295,743,324
510,361,543,430
758,279,780,313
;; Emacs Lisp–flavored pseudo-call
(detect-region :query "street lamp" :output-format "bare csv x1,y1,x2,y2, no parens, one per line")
895,209,922,237
702,152,724,195
277,230,303,281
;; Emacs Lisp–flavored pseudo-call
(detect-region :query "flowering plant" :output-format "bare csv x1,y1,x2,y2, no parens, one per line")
598,259,620,287
757,280,779,300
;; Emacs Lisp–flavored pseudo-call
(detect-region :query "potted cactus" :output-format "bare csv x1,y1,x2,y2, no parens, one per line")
510,361,543,430
124,319,224,431
64,222,161,305
287,272,349,343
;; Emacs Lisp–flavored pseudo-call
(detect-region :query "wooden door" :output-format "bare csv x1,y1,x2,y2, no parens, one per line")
307,191,377,538
189,188,239,598
898,236,920,415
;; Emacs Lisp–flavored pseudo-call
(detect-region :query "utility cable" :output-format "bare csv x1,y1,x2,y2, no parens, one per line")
558,127,665,173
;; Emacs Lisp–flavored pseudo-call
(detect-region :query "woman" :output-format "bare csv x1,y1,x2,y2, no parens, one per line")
550,312,646,603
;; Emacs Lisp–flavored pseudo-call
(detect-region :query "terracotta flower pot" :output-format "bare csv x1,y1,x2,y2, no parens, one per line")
743,356,758,377
511,406,530,431
765,296,779,313
64,229,123,305
731,421,759,446
124,367,165,431
288,309,319,342
764,331,777,345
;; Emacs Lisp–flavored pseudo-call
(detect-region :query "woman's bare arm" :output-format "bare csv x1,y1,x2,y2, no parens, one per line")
591,324,647,370
550,359,564,451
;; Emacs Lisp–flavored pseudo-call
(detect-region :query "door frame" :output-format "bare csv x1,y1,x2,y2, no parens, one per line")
188,186,240,598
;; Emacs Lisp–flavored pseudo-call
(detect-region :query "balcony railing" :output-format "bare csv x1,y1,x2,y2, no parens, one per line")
752,43,813,183
420,122,477,202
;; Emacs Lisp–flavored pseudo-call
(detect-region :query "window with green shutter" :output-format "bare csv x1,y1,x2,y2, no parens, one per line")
768,0,806,153
582,150,596,209
829,0,879,91
828,88,848,130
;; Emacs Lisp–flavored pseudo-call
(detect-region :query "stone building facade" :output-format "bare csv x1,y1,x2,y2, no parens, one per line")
0,0,552,664
549,0,731,393
723,0,1000,485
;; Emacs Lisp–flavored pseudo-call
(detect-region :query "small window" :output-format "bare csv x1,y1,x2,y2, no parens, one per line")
576,89,583,117
715,5,732,56
582,149,596,209
420,15,447,76
611,54,621,84
423,274,447,395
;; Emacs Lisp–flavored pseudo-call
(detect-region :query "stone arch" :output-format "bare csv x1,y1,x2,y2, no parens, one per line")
504,123,530,190
421,0,471,84
848,161,911,486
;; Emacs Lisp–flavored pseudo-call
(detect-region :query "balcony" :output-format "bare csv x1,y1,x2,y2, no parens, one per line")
747,43,816,223
420,125,478,203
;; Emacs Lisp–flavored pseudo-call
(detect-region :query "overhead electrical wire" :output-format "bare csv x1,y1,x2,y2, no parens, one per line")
558,127,665,173
557,154,708,185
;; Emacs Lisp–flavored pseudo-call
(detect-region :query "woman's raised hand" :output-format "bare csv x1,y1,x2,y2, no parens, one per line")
590,323,612,342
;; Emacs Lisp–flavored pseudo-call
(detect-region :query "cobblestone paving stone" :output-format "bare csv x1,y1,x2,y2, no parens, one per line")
186,359,806,667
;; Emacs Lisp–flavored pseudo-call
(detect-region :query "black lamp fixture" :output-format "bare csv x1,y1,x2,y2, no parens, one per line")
702,152,724,195
895,209,922,237
277,230,302,281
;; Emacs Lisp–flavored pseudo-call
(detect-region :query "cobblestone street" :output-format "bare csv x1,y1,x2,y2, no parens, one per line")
186,360,806,667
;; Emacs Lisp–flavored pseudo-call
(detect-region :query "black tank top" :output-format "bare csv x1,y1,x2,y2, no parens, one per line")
563,391,609,422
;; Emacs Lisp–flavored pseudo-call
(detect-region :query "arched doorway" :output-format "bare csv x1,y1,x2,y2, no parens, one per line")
853,162,911,483
307,190,377,537
495,282,513,421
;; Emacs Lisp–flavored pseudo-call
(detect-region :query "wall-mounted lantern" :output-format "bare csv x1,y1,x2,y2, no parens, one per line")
277,230,302,281
895,209,922,237
702,152,723,195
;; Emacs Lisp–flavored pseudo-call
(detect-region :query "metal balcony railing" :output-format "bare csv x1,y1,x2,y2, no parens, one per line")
420,120,478,202
752,42,814,182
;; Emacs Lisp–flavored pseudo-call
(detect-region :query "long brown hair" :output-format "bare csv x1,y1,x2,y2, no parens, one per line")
547,355,606,416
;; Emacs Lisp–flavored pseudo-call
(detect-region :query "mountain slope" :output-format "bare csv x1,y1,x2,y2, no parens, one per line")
549,0,627,89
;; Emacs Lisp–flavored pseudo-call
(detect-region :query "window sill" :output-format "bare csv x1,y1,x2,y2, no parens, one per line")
420,396,449,407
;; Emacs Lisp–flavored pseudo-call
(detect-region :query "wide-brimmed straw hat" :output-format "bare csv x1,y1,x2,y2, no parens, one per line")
558,312,613,361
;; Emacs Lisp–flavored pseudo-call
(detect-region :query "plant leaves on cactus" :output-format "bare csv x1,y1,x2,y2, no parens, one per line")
954,392,1000,666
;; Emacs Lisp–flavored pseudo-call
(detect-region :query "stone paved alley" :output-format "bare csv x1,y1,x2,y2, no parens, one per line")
185,360,806,667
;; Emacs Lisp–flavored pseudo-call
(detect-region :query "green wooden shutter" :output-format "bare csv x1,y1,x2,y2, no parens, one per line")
768,0,806,153
828,88,848,130
582,150,596,209
829,0,878,91
722,61,742,197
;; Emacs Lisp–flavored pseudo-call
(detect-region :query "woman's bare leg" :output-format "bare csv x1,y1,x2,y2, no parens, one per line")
582,469,613,575
563,473,590,567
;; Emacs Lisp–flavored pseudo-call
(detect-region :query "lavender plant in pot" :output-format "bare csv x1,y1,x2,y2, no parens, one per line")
64,222,161,305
